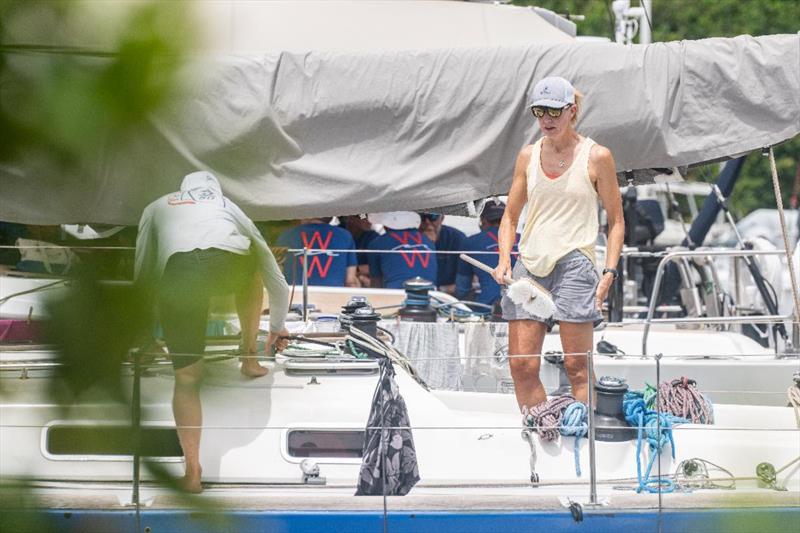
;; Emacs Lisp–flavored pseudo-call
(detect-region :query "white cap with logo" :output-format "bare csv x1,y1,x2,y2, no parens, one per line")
368,211,421,230
531,76,575,108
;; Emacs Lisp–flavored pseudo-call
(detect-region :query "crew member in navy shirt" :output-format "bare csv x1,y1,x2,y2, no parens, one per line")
277,217,359,287
366,212,437,289
456,201,518,310
420,213,466,294
339,215,379,287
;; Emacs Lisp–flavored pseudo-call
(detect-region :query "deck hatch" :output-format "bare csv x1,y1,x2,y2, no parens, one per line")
45,425,183,457
287,430,364,459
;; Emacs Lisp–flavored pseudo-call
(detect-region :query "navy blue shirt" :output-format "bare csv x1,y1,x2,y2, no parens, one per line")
367,228,437,289
355,230,379,266
433,225,466,288
277,223,357,286
456,227,519,305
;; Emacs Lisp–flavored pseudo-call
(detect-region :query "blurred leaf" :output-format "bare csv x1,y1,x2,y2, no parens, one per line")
0,0,194,167
44,266,151,406
144,461,239,531
0,479,57,533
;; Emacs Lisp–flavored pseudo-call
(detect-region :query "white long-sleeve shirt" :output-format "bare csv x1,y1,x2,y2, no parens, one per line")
134,171,288,332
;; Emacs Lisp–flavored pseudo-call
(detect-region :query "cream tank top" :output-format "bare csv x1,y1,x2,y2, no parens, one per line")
518,137,598,277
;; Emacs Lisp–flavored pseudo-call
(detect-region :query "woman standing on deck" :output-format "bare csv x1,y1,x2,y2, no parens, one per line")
493,77,624,412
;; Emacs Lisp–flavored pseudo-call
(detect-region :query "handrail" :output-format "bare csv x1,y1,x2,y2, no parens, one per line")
642,249,790,356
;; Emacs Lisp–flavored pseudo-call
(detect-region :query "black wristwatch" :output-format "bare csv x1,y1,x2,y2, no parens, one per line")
602,267,619,280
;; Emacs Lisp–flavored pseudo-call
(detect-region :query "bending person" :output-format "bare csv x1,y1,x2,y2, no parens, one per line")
493,77,624,411
135,171,289,492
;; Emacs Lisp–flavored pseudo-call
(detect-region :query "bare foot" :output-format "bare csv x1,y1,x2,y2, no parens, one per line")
179,468,203,494
240,356,269,378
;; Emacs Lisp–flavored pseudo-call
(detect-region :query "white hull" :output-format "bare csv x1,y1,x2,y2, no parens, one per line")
1,356,798,494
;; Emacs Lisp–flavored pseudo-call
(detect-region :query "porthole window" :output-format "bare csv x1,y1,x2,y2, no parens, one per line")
286,430,364,459
46,425,182,457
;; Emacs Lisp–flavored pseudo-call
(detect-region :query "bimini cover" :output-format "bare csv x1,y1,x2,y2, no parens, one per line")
1,33,798,224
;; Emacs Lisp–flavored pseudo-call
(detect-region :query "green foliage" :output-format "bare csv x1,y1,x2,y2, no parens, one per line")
729,144,797,217
0,0,194,166
44,267,151,407
514,0,800,215
0,479,55,533
0,0,234,515
515,0,800,40
517,0,617,39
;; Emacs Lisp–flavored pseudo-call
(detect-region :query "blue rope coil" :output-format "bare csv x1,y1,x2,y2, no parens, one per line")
560,402,588,477
623,390,688,493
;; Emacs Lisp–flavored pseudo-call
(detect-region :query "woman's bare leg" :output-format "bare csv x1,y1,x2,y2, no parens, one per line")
508,320,548,411
559,321,594,403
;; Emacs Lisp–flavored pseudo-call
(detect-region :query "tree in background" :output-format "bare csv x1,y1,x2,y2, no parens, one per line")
515,0,800,216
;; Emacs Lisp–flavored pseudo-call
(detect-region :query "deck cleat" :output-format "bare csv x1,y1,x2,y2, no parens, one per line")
756,462,786,491
300,459,326,486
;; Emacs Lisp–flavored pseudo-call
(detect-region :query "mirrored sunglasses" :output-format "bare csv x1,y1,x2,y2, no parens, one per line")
531,104,571,118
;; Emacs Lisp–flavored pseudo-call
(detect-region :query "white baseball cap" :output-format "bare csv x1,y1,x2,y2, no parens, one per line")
368,211,421,230
531,76,575,108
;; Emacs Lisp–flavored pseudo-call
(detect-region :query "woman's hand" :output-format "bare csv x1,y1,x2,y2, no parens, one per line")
493,258,512,285
595,272,614,311
267,327,290,353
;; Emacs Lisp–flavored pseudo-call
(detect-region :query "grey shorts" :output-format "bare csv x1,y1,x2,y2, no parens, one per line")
500,250,602,329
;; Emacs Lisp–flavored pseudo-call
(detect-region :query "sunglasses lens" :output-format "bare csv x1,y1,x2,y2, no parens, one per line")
547,107,563,118
531,107,545,118
424,213,441,222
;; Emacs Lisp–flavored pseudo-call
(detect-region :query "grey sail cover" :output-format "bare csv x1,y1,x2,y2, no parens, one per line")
356,358,420,496
1,34,798,224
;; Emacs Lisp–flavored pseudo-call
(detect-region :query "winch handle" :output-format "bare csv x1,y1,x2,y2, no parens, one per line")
459,254,514,285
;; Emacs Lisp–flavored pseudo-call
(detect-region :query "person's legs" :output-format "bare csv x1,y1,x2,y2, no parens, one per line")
508,319,549,411
236,269,268,377
159,251,211,491
558,321,594,403
172,359,204,492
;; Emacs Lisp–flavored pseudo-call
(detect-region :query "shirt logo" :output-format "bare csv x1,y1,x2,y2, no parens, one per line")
486,230,518,255
167,188,222,206
299,230,335,278
388,231,431,268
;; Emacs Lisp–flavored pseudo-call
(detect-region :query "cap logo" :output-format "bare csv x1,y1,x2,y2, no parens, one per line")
541,86,551,95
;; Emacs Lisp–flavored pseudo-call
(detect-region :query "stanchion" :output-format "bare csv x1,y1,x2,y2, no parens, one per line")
586,350,597,505
655,352,664,528
302,247,309,322
131,350,142,530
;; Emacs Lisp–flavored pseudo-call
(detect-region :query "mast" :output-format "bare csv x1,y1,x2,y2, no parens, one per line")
612,0,652,45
